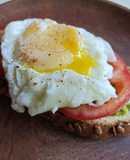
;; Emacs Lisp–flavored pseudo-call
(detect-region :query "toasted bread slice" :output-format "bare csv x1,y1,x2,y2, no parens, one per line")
1,29,130,139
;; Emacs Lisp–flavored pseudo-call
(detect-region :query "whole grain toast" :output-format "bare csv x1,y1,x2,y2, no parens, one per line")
1,29,130,139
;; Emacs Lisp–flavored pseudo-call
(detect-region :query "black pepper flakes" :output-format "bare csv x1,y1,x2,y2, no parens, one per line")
58,100,62,103
60,80,64,83
16,66,20,68
33,82,37,85
48,53,51,56
92,100,97,104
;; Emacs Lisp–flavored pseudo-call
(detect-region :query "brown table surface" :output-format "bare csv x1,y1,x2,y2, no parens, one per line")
0,0,130,160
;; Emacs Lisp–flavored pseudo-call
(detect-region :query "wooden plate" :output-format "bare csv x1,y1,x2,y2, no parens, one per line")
0,0,130,159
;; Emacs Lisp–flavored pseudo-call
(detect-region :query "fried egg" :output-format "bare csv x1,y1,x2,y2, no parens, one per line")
1,18,117,115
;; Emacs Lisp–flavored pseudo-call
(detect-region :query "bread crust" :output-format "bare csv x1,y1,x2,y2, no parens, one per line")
42,112,130,139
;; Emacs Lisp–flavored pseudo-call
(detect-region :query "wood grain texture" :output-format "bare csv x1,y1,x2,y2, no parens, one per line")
0,0,130,159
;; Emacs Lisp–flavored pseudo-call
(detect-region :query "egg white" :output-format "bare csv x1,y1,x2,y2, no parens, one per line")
1,18,117,116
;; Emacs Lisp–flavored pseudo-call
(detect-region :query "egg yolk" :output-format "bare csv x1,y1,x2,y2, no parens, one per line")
15,22,96,76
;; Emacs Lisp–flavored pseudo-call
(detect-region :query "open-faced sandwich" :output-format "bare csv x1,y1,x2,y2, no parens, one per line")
1,18,130,139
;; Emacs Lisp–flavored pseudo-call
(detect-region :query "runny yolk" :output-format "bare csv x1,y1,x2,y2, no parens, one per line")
67,49,96,75
16,21,97,76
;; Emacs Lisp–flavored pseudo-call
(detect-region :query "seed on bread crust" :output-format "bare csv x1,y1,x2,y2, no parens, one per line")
94,125,103,136
117,125,125,134
112,126,117,136
42,112,130,139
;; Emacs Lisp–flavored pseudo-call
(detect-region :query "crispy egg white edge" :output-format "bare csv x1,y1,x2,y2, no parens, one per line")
1,18,117,116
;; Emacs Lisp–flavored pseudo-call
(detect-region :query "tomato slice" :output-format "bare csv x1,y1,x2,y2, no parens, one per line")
60,56,130,120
